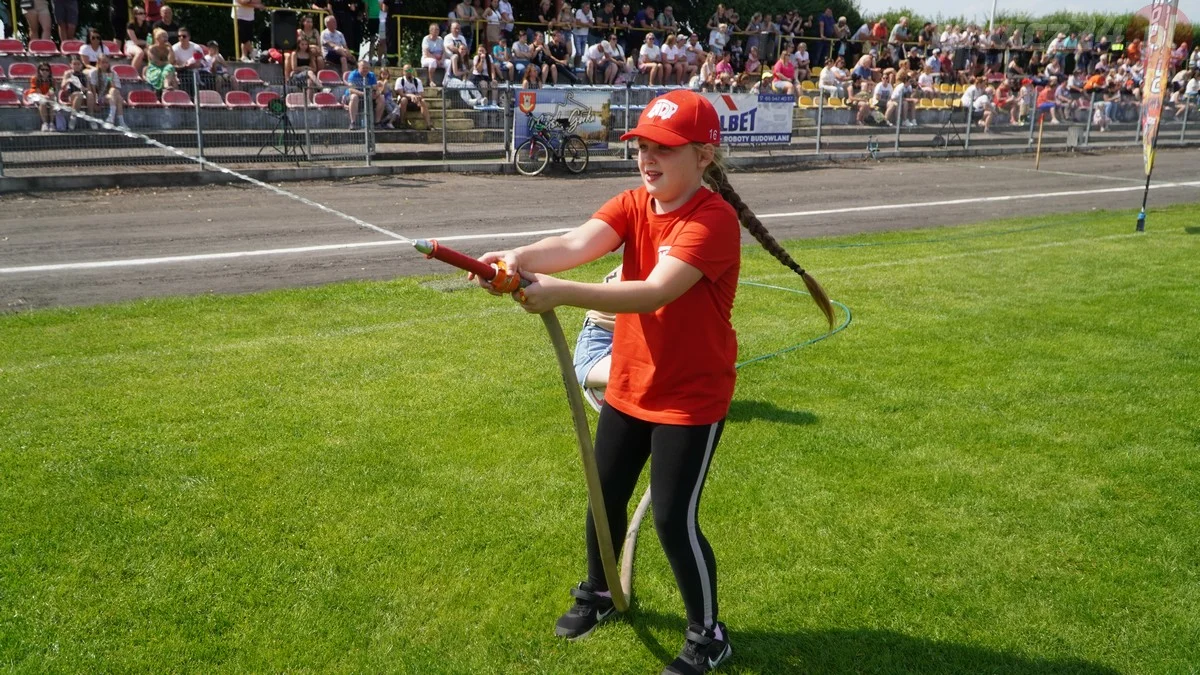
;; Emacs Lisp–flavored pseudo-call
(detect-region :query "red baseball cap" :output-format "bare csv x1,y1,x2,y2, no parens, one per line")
620,90,721,146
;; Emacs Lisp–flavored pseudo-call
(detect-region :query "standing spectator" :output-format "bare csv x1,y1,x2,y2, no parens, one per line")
394,64,431,127
814,7,835,70
80,30,114,65
144,0,163,23
60,56,87,129
89,55,126,128
888,16,909,63
633,3,654,42
655,5,677,36
637,31,663,85
22,0,52,41
572,0,594,66
545,30,578,83
483,0,501,49
26,62,56,132
344,59,383,128
53,0,78,43
322,14,356,72
536,0,555,36
420,23,446,84
498,0,514,43
125,6,151,72
231,0,261,62
143,27,179,90
1016,77,1034,124
707,23,729,56
109,0,129,45
152,4,180,42
615,2,636,56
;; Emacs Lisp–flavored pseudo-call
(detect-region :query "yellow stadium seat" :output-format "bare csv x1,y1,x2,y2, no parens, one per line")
828,97,845,108
812,66,823,77
801,80,817,91
918,98,932,108
939,83,951,93
798,95,814,108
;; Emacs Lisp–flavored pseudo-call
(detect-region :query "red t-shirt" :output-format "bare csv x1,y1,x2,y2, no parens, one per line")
592,186,741,425
1036,85,1054,107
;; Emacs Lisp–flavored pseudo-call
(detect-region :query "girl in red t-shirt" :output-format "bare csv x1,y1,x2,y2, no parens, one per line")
474,90,832,674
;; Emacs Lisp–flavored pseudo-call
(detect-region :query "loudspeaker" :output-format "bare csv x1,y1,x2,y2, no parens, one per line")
271,10,298,51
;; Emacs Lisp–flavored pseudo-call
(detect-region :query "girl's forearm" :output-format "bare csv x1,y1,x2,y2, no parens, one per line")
556,279,666,314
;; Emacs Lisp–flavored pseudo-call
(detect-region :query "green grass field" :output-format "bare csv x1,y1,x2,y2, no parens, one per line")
2,204,1199,673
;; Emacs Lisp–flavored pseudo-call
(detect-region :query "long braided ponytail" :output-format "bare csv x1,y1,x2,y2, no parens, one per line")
701,148,836,328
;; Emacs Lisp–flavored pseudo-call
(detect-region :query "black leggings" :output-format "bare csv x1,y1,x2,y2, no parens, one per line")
586,404,725,631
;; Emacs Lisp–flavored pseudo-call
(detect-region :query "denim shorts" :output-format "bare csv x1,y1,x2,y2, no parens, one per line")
573,319,613,385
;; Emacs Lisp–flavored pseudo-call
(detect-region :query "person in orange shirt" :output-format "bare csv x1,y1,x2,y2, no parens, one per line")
1035,77,1060,123
473,90,833,674
26,62,57,132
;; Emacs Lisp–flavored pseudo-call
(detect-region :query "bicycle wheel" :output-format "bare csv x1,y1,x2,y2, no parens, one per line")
562,135,590,174
514,138,550,176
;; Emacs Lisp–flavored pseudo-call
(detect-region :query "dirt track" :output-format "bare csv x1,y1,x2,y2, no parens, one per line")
2,148,1197,311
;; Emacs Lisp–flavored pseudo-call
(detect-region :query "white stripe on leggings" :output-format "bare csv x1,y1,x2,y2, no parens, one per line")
687,422,720,629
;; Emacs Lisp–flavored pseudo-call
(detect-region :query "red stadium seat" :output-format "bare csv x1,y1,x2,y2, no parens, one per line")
8,62,36,79
224,90,255,108
0,38,25,55
50,63,70,78
27,39,58,56
127,89,161,107
103,40,123,56
162,89,192,107
0,89,23,106
60,39,84,54
312,91,342,108
317,69,341,85
233,67,265,86
197,89,225,108
285,92,307,108
111,63,140,81
255,90,279,108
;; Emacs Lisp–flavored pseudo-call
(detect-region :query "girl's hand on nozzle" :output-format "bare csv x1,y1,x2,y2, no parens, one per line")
469,250,521,295
511,271,560,314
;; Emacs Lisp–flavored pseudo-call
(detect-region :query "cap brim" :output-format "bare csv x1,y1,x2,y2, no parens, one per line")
619,125,693,146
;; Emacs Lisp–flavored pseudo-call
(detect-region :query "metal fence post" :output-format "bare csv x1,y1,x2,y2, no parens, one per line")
623,82,631,160
364,89,373,166
1180,99,1190,143
1135,108,1143,143
1028,100,1037,145
894,101,902,153
441,84,448,162
502,83,510,162
192,71,204,165
964,103,973,150
303,84,312,158
814,89,823,155
1083,91,1096,147
0,141,5,177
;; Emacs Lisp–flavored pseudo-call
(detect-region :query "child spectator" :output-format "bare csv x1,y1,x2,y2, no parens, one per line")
470,44,499,108
493,37,516,82
27,62,56,132
61,56,88,130
89,55,127,128
713,51,734,91
203,40,232,92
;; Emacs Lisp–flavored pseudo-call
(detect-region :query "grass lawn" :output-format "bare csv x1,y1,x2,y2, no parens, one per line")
2,204,1198,673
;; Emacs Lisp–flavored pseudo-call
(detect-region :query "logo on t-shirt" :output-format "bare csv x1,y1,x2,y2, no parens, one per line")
646,99,679,120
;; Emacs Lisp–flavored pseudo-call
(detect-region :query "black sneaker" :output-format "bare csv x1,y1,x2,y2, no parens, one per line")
662,622,732,675
553,582,616,640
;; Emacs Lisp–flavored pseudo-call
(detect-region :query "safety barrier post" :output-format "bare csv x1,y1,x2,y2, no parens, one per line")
814,89,823,155
1180,99,1190,143
192,70,204,164
303,84,312,158
441,84,448,161
502,83,510,162
364,89,373,166
894,99,902,153
1083,91,1096,147
964,103,972,150
623,82,631,160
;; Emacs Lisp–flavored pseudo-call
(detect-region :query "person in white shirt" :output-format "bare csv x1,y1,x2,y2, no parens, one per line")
972,86,994,132
78,30,114,66
444,22,469,57
661,33,685,85
321,14,355,72
585,35,618,84
708,23,728,56
232,0,263,63
572,0,594,67
683,33,704,77
917,65,934,95
638,31,663,85
819,55,849,97
420,23,447,86
498,0,515,41
792,41,810,81
890,72,916,126
961,77,981,108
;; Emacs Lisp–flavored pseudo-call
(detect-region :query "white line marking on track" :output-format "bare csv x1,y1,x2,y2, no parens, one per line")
975,164,1148,183
4,182,1198,275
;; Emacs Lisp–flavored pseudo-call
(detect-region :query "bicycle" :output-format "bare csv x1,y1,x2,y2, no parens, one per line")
513,116,590,176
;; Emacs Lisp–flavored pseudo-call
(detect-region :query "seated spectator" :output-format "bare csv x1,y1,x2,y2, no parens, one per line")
738,45,761,90
322,14,356,73
285,35,320,86
26,62,57,132
820,55,849,97
890,72,917,126
1035,77,1060,124
445,43,486,106
202,40,232,92
444,22,469,58
344,61,384,129
771,47,797,95
297,14,320,47
852,79,875,125
89,55,126,128
993,80,1015,123
960,76,983,108
144,27,179,91
79,29,114,66
1053,77,1074,122
1093,80,1118,132
683,34,704,81
470,45,498,108
660,33,686,85
545,30,579,84
152,4,179,42
172,26,206,91
527,32,549,85
851,50,877,84
917,65,935,96
521,52,543,88
394,65,431,128
492,38,517,82
972,85,995,132
126,6,152,72
585,34,619,84
869,69,892,121
637,32,663,86
512,32,533,77
793,42,811,81
60,56,88,130
420,24,447,86
713,51,734,91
